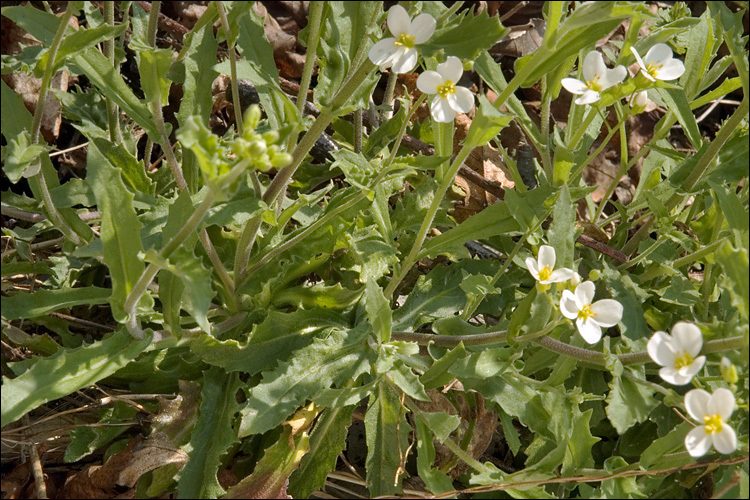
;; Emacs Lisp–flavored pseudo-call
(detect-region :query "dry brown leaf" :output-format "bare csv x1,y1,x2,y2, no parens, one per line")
415,387,498,480
117,432,188,488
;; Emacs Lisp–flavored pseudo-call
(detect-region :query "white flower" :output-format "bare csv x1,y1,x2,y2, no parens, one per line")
368,5,436,74
647,322,706,385
525,245,575,285
630,43,685,82
560,281,623,344
684,388,737,457
561,51,627,105
416,56,474,123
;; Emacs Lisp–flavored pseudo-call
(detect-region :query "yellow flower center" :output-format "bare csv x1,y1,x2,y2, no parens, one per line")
586,75,603,92
674,350,694,370
394,32,416,48
703,414,723,434
646,62,663,78
577,304,596,321
437,80,456,98
538,266,552,282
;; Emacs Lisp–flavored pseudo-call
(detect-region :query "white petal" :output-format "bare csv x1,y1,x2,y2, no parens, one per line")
560,290,580,319
710,388,736,420
417,70,442,94
369,38,398,67
561,78,588,95
575,90,601,105
387,5,411,37
685,389,711,422
430,97,456,123
526,257,540,279
676,357,704,383
657,59,685,80
601,65,627,89
647,331,675,367
538,245,556,268
410,13,436,44
671,322,702,356
630,46,647,71
659,367,690,385
577,318,602,344
582,51,607,82
644,43,674,65
590,299,622,326
575,281,596,306
392,47,418,74
448,86,474,113
437,56,463,82
548,268,575,283
712,425,737,454
685,426,712,457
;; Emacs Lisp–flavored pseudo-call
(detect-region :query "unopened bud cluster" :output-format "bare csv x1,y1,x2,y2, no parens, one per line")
231,105,291,172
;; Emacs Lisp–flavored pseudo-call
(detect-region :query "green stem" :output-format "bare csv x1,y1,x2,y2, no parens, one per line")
568,112,628,186
354,109,363,153
125,191,217,338
384,58,547,299
234,60,377,287
382,71,398,120
539,75,552,178
622,97,749,256
384,140,473,299
700,211,724,317
215,1,243,135
668,236,730,269
296,1,323,118
103,2,122,144
593,103,628,222
391,329,745,369
243,95,428,282
233,111,332,284
244,190,364,277
146,1,160,44
565,106,600,150
29,3,85,246
433,120,454,182
436,1,464,25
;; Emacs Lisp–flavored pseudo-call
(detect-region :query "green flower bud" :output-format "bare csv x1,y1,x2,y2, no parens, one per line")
243,105,262,130
720,357,739,384
271,152,292,168
588,269,600,281
248,140,267,157
262,130,280,144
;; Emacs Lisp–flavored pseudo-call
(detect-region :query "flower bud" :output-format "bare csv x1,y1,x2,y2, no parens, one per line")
262,130,280,144
629,91,649,114
271,152,292,168
588,269,600,281
248,140,267,157
243,105,262,130
720,357,739,384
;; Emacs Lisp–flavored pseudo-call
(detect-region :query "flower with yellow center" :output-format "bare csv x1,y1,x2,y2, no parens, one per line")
526,245,575,286
416,56,475,123
647,322,706,385
368,5,436,74
684,388,737,457
561,51,627,105
630,43,685,82
560,281,623,344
